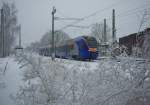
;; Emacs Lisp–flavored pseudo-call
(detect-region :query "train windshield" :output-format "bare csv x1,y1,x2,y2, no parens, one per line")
83,36,97,48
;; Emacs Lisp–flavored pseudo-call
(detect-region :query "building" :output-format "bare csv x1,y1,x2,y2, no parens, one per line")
119,28,150,55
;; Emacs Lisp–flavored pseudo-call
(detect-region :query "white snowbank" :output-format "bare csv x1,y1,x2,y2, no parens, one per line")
0,57,23,105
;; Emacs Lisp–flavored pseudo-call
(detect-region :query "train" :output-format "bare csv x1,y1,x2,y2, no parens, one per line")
39,36,99,60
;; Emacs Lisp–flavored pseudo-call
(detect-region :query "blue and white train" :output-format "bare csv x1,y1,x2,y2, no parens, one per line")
39,36,98,60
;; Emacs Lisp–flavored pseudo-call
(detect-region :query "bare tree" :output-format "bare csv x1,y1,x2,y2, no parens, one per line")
91,23,111,44
142,28,150,60
26,41,41,53
0,2,18,56
26,30,70,53
40,30,70,47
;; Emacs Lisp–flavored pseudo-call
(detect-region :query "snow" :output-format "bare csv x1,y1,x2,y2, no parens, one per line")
0,53,150,105
0,57,23,105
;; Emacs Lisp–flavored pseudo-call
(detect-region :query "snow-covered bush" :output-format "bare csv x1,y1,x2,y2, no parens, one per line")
13,53,150,105
142,29,150,60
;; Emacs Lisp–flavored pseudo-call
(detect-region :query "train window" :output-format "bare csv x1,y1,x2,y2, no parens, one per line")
84,36,97,48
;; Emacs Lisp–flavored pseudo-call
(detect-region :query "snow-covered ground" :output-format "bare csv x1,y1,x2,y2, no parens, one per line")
0,53,150,105
0,57,23,105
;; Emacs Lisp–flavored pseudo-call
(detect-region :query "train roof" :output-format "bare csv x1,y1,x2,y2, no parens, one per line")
39,36,97,48
74,35,96,40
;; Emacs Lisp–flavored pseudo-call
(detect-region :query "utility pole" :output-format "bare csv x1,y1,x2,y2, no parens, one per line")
112,9,116,43
104,18,107,43
0,9,2,57
19,25,22,48
51,6,56,61
1,9,5,57
54,31,58,56
103,18,107,56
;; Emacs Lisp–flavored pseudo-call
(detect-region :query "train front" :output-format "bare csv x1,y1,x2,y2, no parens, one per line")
83,36,98,60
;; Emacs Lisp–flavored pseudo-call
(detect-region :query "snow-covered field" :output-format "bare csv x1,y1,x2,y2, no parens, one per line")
0,53,150,105
0,56,23,105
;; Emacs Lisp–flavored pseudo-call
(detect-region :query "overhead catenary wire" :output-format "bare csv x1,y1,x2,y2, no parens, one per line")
57,0,149,30
117,4,150,17
56,9,73,19
66,25,92,29
54,17,84,21
58,5,150,30
80,0,124,19
52,0,150,38
116,8,150,26
57,0,127,30
57,8,149,30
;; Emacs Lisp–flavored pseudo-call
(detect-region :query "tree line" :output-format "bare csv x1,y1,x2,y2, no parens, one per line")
0,2,19,57
26,22,111,53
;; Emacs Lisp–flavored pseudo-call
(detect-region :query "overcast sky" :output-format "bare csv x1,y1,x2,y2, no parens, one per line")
2,0,150,46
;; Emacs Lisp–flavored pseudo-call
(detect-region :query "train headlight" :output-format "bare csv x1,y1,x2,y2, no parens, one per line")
88,48,97,52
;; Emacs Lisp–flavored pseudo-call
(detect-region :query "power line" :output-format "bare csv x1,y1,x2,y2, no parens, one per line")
56,9,70,18
58,0,125,30
58,8,149,31
54,17,84,21
81,0,124,19
56,0,123,20
66,25,92,29
117,3,150,17
57,1,150,31
66,7,150,30
94,4,150,21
